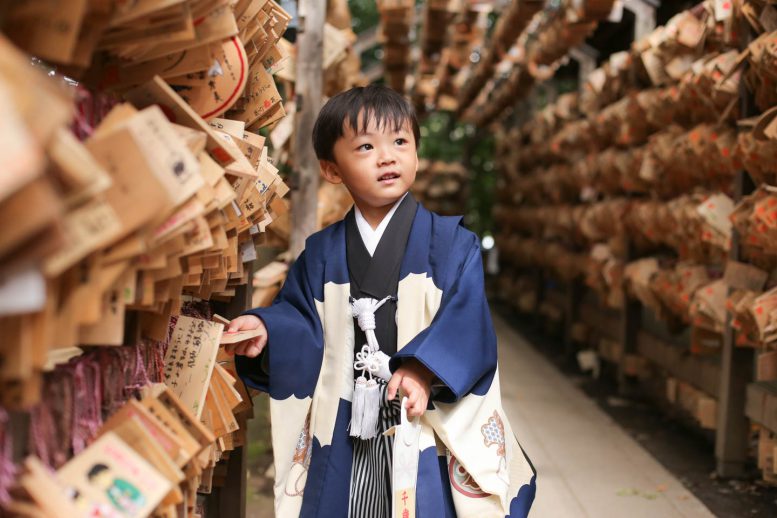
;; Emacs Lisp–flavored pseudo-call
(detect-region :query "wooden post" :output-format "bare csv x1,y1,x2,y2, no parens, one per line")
618,239,642,394
715,159,755,478
715,19,756,479
213,447,247,518
205,263,254,518
290,0,325,260
715,171,756,478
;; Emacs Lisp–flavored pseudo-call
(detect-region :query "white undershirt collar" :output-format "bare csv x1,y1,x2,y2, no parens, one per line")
353,192,409,257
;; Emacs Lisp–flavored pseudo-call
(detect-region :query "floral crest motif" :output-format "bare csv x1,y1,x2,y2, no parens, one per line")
292,414,312,464
481,410,506,458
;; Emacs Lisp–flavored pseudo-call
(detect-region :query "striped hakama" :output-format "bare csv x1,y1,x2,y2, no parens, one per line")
349,382,401,518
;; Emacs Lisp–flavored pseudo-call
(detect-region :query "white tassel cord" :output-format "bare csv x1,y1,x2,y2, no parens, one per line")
350,376,367,437
360,379,381,439
349,296,394,440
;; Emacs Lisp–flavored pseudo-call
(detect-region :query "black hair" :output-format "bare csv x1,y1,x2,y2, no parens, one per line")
312,84,421,162
87,463,110,480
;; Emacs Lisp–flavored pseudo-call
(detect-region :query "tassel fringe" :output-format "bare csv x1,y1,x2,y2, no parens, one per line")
359,379,381,439
350,376,367,437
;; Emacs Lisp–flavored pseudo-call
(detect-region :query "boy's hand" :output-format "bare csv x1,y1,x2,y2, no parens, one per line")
387,359,434,418
224,315,267,358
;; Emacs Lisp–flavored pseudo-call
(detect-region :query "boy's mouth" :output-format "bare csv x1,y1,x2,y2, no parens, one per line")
378,172,400,182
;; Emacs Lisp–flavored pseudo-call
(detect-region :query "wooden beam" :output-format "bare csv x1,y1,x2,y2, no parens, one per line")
290,0,325,259
637,330,720,398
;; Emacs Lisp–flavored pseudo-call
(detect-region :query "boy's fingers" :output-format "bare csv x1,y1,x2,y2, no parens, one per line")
410,398,422,417
239,337,262,353
416,395,428,416
241,343,256,357
227,315,262,333
226,317,243,333
224,333,258,354
406,387,419,408
408,400,424,417
235,341,253,356
387,372,403,400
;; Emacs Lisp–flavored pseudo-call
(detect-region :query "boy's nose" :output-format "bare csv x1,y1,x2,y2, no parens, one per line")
377,154,396,166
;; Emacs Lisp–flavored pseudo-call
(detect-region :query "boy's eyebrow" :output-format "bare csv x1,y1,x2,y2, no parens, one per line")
351,128,411,137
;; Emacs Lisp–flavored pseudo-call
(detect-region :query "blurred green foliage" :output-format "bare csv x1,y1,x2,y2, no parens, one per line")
349,0,380,34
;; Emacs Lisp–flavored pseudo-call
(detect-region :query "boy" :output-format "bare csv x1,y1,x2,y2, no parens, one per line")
227,85,536,517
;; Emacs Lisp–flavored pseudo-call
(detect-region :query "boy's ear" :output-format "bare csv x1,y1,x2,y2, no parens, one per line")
319,160,342,184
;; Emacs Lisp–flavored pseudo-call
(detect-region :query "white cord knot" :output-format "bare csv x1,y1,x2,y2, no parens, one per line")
349,296,393,334
357,312,376,332
353,345,382,374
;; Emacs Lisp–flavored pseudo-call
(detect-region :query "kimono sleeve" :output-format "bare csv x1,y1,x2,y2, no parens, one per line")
390,228,497,403
235,250,324,399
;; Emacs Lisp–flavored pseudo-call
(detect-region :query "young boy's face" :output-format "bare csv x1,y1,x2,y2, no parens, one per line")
320,112,418,210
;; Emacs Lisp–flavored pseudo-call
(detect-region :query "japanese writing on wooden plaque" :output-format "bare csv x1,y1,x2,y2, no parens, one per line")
163,316,223,419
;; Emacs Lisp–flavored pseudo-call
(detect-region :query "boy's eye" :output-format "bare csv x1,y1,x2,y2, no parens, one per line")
357,143,373,151
395,138,407,145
